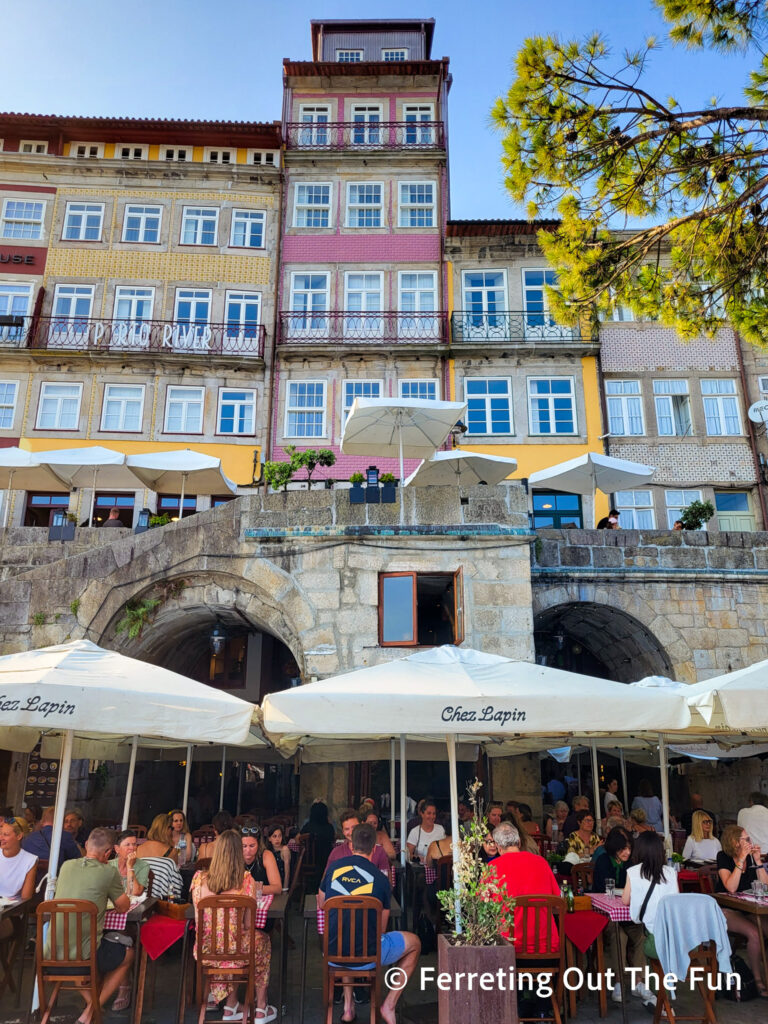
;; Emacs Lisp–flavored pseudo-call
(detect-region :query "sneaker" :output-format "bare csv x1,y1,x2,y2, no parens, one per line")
611,983,622,1003
633,982,655,1005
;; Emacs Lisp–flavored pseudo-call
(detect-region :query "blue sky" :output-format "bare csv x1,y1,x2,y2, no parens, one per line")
3,0,756,218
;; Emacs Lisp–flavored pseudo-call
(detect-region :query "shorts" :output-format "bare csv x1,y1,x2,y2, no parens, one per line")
97,936,129,974
330,931,407,971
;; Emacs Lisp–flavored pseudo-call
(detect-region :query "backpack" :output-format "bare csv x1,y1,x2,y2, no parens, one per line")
718,954,759,1002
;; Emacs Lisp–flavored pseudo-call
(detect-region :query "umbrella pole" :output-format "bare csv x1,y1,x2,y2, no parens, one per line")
589,740,601,834
446,734,462,935
592,486,597,529
3,469,13,528
219,746,226,810
619,748,629,813
389,739,396,840
398,421,405,527
182,744,193,816
88,467,97,527
46,730,74,899
399,734,407,927
121,736,139,829
237,761,244,815
179,473,187,518
658,734,671,840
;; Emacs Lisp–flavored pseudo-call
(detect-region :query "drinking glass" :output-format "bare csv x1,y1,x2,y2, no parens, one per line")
752,881,761,899
605,879,616,899
254,881,264,899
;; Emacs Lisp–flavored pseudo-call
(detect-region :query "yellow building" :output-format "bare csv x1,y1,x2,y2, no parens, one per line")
0,113,280,525
445,219,608,527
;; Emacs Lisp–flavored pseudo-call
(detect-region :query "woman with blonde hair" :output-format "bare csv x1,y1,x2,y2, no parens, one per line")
0,817,37,901
629,807,655,835
139,813,178,861
682,810,721,864
190,829,274,1022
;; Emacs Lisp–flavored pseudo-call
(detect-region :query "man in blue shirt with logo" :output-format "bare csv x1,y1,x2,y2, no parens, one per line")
319,823,420,1024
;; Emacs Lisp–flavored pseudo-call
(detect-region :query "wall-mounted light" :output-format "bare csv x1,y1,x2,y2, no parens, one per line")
366,466,379,487
210,624,227,656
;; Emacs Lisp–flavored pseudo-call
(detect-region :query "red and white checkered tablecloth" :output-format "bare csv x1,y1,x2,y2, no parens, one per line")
104,909,128,930
253,894,273,928
424,865,437,886
288,839,301,853
590,894,632,922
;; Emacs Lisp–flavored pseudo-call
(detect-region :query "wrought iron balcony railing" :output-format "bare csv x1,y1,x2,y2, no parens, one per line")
278,310,446,345
285,121,445,151
1,315,265,358
450,311,588,343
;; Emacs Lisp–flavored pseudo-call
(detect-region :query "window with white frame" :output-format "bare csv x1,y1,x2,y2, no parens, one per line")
759,376,768,396
605,380,645,436
174,289,212,343
653,380,692,436
0,199,45,239
343,380,382,421
399,379,438,401
289,273,329,334
218,388,256,435
665,489,704,529
523,268,571,338
163,147,189,162
181,206,218,245
205,148,235,164
337,50,363,62
225,291,261,350
101,384,145,432
351,105,382,145
346,183,382,227
298,106,331,147
51,285,94,341
72,143,103,159
398,271,438,337
116,145,147,160
230,209,265,248
285,380,326,437
615,490,655,529
62,202,104,241
294,184,332,228
461,270,507,338
399,182,435,227
20,140,47,154
122,204,162,243
403,104,435,145
36,382,82,430
383,48,408,61
0,381,19,429
164,386,204,433
345,273,383,337
0,284,32,343
701,379,742,435
528,378,577,434
113,286,154,322
247,150,277,166
465,378,512,435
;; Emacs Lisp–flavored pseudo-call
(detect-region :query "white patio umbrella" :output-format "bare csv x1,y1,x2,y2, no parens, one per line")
683,659,768,733
34,446,144,527
528,452,656,527
0,447,69,527
0,639,259,894
404,450,517,488
340,398,467,524
126,449,237,515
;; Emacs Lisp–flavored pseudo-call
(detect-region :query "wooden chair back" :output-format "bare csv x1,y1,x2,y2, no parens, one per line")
322,895,382,1024
514,895,566,1024
194,857,212,873
285,847,304,907
648,943,718,1023
435,855,453,891
571,862,594,893
195,895,256,1024
129,824,147,838
36,899,102,1024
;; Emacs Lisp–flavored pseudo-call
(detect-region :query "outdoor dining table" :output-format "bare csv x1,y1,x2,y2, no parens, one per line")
590,893,633,1024
714,890,768,990
299,893,402,1023
102,895,157,1024
562,908,608,1019
0,896,29,1003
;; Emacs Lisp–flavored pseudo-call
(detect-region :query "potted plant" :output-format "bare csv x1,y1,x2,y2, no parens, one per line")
678,499,715,530
149,513,171,528
380,472,397,504
349,472,365,504
436,782,517,1023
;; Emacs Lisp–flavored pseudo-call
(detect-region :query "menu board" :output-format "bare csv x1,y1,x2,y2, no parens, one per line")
24,741,60,805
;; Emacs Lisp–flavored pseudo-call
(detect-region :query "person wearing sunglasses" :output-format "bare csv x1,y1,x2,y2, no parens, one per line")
682,810,721,865
240,818,282,895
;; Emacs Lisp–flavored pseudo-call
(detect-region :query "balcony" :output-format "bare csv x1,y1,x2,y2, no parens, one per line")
278,310,446,346
285,121,445,152
451,311,592,344
1,316,266,360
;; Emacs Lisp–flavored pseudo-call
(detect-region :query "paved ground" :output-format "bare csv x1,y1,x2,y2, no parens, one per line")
2,911,766,1023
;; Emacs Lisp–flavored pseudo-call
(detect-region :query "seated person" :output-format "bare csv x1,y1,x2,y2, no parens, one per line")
111,829,184,900
318,823,420,1024
601,800,630,834
486,803,504,830
629,807,655,835
480,833,499,864
546,800,569,840
22,804,81,868
168,809,194,866
516,803,541,836
240,819,282,895
426,833,453,866
364,811,396,861
112,830,146,895
196,810,235,861
138,813,181,863
53,828,133,1023
406,801,445,864
564,810,601,864
264,823,292,890
64,808,88,851
325,810,390,878
592,827,632,893
562,795,590,838
488,822,560,950
0,817,37,901
682,810,721,864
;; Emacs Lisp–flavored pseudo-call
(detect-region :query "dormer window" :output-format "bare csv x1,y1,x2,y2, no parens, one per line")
117,145,147,160
164,148,189,162
382,48,408,61
336,49,363,62
72,143,103,159
205,148,235,164
19,140,48,154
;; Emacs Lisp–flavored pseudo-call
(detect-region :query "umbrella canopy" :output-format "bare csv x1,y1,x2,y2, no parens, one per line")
34,445,145,525
684,659,768,733
528,452,655,527
126,449,237,506
404,450,517,488
0,448,70,527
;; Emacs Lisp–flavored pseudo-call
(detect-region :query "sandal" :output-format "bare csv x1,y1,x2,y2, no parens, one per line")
222,1004,243,1022
254,1006,277,1023
112,985,132,1013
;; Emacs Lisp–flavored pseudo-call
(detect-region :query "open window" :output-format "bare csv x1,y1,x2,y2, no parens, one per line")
378,570,464,647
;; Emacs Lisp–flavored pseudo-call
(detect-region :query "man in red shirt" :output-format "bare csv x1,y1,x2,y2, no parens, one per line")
488,821,561,952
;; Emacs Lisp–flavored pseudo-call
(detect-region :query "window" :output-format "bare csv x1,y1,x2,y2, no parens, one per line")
24,492,69,527
531,491,583,529
351,105,382,146
72,143,103,159
0,199,45,239
343,380,382,421
460,270,507,339
344,272,382,337
615,490,655,529
337,50,363,62
225,291,261,351
218,388,256,435
523,268,571,339
92,493,134,527
288,273,329,335
164,386,204,433
665,489,703,529
101,384,145,432
116,145,147,160
528,378,576,434
715,491,755,531
181,206,218,245
0,381,18,429
163,147,189,162
701,379,741,435
20,140,47,154
294,184,332,228
285,380,326,437
346,183,382,227
759,376,768,396
158,494,197,519
205,148,235,164
112,287,154,348
399,379,438,401
399,182,434,227
36,382,83,430
403,104,435,145
465,378,512,435
653,380,692,436
62,202,104,241
174,289,212,348
0,283,32,343
298,106,331,147
379,570,464,647
50,285,94,346
383,48,408,61
248,150,277,166
230,209,265,248
399,271,438,337
122,204,162,243
605,380,644,436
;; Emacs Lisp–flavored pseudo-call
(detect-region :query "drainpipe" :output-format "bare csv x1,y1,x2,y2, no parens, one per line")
734,329,768,529
264,163,284,465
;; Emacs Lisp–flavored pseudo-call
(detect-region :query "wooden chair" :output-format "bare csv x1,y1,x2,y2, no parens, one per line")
0,898,29,1002
195,894,257,1024
648,943,718,1023
195,857,212,873
571,861,594,893
434,855,453,892
297,832,319,893
322,895,382,1024
513,894,566,1024
36,898,102,1024
129,824,147,838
